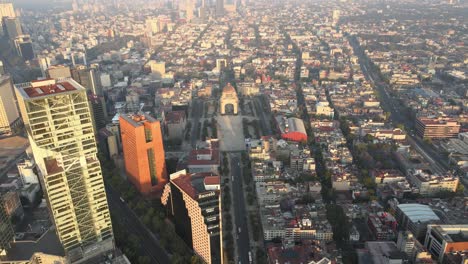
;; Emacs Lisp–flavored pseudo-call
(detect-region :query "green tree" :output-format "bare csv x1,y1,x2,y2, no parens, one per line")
191,255,205,264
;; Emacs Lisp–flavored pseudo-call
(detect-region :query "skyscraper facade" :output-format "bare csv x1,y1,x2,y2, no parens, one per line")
14,35,34,61
216,0,224,16
0,199,14,256
120,113,167,195
14,78,114,263
0,75,20,135
0,3,15,36
2,17,22,40
161,170,222,264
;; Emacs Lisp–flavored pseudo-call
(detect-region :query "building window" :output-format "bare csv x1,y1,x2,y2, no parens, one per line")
147,148,157,186
145,128,152,142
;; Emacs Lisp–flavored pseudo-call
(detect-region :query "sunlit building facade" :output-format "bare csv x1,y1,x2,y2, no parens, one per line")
15,78,114,263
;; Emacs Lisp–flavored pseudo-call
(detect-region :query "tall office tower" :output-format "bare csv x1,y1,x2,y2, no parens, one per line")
72,0,79,12
161,170,222,264
14,78,114,263
215,0,224,16
88,94,108,132
38,57,52,78
185,0,194,21
2,17,22,40
0,3,15,36
0,3,14,19
145,17,160,36
14,35,34,61
71,65,102,96
0,75,20,135
119,113,167,195
0,198,14,256
332,10,340,25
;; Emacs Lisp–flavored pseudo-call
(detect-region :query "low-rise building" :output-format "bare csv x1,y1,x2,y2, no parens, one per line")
415,117,460,139
407,169,459,196
187,139,220,174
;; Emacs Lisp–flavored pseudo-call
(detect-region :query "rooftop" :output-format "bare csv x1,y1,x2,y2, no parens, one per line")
120,113,158,127
15,78,84,99
397,204,440,223
171,172,220,200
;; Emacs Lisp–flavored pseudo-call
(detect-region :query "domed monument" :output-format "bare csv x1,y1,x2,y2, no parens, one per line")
220,83,238,115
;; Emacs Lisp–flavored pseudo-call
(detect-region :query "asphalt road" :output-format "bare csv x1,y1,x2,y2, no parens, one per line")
253,97,273,136
349,36,449,174
229,153,251,264
105,185,171,264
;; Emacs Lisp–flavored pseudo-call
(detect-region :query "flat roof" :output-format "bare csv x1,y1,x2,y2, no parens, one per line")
397,204,440,222
172,172,219,200
15,78,85,99
120,113,158,127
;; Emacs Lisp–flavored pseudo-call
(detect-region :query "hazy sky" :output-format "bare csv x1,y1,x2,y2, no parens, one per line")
11,0,71,10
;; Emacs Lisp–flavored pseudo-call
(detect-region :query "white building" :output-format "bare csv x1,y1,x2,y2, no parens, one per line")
15,78,114,262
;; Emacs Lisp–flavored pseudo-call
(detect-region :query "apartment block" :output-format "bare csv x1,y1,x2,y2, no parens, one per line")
415,117,460,139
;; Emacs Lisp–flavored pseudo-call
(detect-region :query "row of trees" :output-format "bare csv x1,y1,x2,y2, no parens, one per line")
99,156,198,264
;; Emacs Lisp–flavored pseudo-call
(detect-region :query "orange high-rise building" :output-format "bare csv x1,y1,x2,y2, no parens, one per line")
120,113,167,195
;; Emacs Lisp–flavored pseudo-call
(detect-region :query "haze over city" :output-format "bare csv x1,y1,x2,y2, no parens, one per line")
0,0,467,264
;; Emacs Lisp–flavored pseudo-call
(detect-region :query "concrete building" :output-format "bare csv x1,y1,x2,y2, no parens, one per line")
397,231,432,264
0,75,20,135
120,113,167,195
46,65,72,79
367,212,397,241
0,4,15,34
164,111,186,141
14,78,114,263
145,60,165,78
161,170,222,264
395,204,440,240
71,65,102,96
145,18,160,36
407,169,459,196
363,241,406,264
0,191,23,221
425,225,468,263
0,199,13,256
2,17,22,40
315,101,334,118
17,159,39,185
415,117,460,139
13,35,34,61
215,0,224,16
188,139,220,174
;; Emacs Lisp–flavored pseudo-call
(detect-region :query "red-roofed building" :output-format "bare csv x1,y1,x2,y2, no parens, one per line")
161,171,221,264
188,139,220,174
